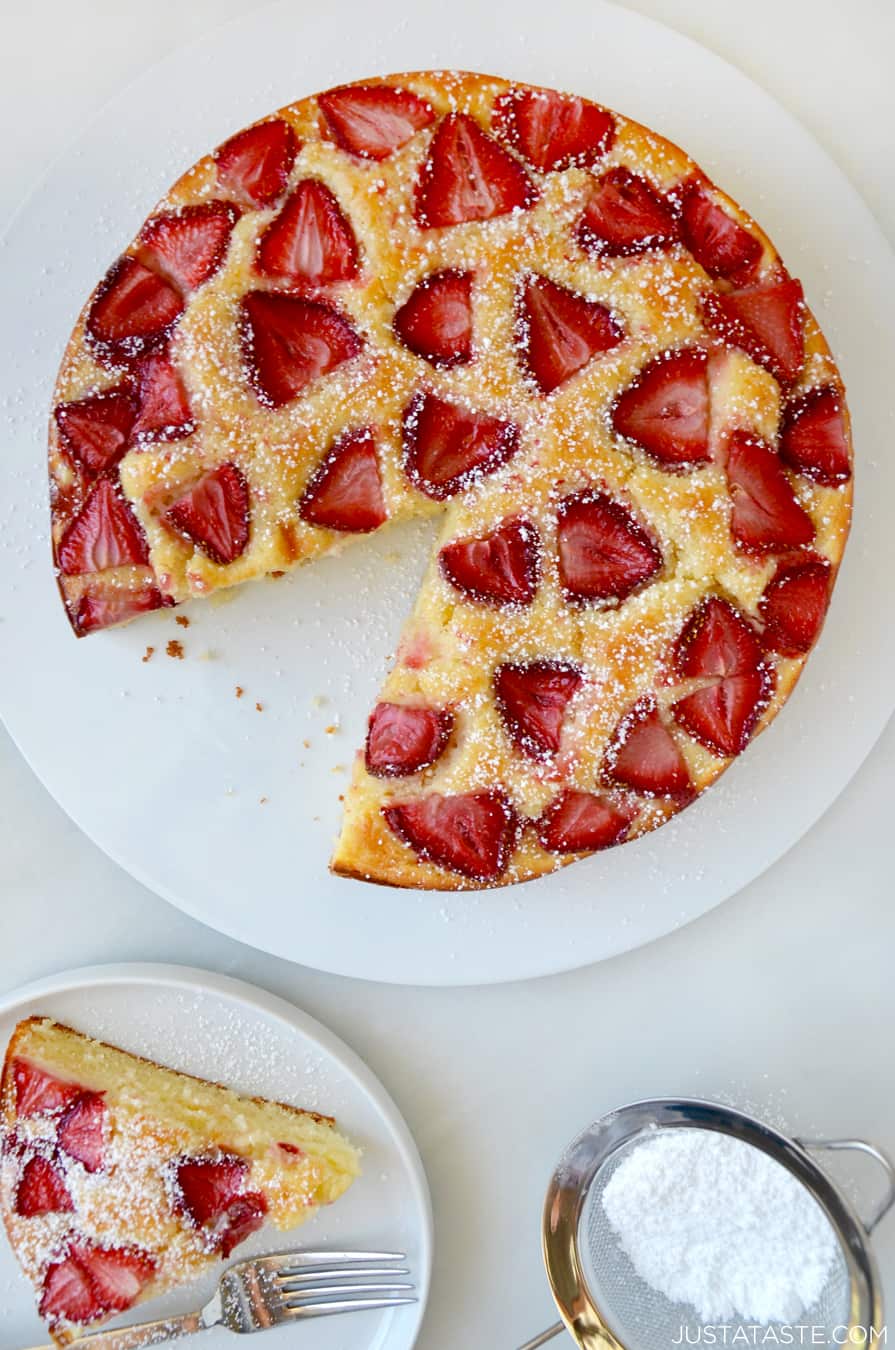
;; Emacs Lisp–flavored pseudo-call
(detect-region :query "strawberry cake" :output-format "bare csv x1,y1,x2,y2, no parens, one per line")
0,1017,359,1343
48,71,853,890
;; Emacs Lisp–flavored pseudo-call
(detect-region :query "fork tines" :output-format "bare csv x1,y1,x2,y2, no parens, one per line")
266,1250,416,1316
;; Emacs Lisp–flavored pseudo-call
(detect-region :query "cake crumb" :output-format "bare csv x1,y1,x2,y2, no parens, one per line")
256,702,264,712
259,796,269,804
166,640,184,660
324,723,338,734
142,646,154,663
175,615,190,628
303,738,311,749
235,686,244,698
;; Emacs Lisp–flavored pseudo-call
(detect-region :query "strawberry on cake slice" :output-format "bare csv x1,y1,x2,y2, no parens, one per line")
0,1018,359,1345
48,71,852,889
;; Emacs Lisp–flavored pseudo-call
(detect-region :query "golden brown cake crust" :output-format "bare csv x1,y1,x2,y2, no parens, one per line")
48,72,852,892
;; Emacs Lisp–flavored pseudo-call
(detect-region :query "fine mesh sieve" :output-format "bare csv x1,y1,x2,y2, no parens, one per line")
520,1100,895,1350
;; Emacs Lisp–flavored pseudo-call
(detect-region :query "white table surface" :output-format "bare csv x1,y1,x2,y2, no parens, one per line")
2,2,893,1344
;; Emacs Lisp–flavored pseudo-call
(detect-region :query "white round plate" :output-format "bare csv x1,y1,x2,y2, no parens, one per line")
1,1,893,986
0,963,431,1349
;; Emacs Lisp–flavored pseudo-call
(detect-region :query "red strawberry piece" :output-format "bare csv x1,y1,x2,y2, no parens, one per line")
537,789,636,853
612,348,710,466
40,1254,101,1326
174,1153,248,1228
673,595,763,680
414,113,537,228
164,462,250,565
299,428,386,533
256,180,359,286
557,490,662,603
241,290,363,407
440,518,540,607
578,167,678,258
759,554,831,656
139,201,239,293
365,701,454,776
393,270,474,367
54,388,137,478
58,1092,105,1172
603,698,691,797
86,256,184,365
673,671,770,757
726,430,815,552
494,661,582,759
217,1193,268,1257
12,1059,83,1116
780,386,851,486
671,596,772,755
70,1241,157,1315
15,1155,74,1217
74,583,171,636
402,390,519,499
130,350,194,442
703,277,805,384
318,83,435,161
491,87,615,172
57,477,150,576
518,274,623,394
678,182,762,282
384,791,517,880
214,119,299,208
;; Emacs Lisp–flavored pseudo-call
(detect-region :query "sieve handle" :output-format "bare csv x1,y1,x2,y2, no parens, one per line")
798,1136,895,1233
517,1322,566,1349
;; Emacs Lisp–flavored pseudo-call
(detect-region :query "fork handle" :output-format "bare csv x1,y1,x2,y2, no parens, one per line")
26,1311,205,1349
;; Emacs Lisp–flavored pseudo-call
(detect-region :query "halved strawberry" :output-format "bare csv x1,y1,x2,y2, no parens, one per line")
241,290,363,407
384,791,517,880
780,386,851,486
557,490,662,603
518,274,623,394
439,518,540,607
217,1193,268,1257
491,88,615,171
402,390,519,498
673,672,770,757
130,350,194,442
537,790,636,853
603,698,691,797
15,1155,74,1217
12,1059,83,1116
759,554,831,656
494,661,582,759
174,1153,247,1227
70,1241,157,1315
678,182,762,282
673,595,763,680
414,113,537,228
703,277,805,384
74,583,171,636
726,431,815,552
612,348,710,466
139,201,239,293
318,83,435,160
256,180,359,286
365,701,454,776
299,428,386,533
578,167,678,258
164,462,250,565
57,477,150,576
214,118,299,208
58,1092,105,1172
86,256,184,365
40,1254,101,1326
393,270,474,367
671,598,772,755
54,389,137,479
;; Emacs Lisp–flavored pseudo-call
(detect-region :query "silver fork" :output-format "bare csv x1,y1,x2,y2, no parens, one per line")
26,1250,415,1347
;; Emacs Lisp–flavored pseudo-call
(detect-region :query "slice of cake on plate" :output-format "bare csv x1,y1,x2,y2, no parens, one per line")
0,1017,360,1344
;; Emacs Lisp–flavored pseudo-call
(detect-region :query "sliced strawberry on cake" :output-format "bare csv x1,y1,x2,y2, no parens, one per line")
1,1018,359,1345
